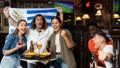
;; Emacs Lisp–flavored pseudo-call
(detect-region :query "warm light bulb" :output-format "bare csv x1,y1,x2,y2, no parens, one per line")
76,16,82,20
95,9,102,16
114,13,120,18
82,14,90,19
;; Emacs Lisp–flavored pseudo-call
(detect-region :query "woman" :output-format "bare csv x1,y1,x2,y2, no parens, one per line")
49,17,76,68
92,30,114,68
0,19,27,68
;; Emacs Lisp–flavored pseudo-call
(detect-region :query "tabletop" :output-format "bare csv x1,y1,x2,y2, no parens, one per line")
20,54,57,64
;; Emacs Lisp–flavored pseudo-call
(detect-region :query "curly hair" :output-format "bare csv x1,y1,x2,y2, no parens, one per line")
31,14,47,30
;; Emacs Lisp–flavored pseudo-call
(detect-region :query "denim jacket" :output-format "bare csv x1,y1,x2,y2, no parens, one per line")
2,34,27,57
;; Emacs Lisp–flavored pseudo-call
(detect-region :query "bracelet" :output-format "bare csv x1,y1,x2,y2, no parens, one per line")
60,12,63,13
59,11,63,13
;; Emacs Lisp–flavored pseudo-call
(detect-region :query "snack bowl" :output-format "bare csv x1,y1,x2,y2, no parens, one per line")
25,52,36,58
40,52,51,58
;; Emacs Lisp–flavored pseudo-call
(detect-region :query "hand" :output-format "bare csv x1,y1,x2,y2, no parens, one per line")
16,43,26,50
22,50,29,55
56,7,62,13
98,50,107,60
3,6,10,18
89,61,97,68
89,62,93,68
61,30,66,37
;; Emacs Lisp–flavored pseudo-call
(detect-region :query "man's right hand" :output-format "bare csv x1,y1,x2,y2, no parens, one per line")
3,6,10,18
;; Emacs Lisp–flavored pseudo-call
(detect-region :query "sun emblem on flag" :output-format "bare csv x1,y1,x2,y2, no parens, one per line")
12,9,24,21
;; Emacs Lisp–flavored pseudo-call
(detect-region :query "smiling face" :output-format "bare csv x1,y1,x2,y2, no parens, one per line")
51,18,62,33
17,20,27,35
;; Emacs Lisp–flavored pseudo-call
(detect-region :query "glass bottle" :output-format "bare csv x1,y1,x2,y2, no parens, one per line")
30,41,34,52
46,41,50,52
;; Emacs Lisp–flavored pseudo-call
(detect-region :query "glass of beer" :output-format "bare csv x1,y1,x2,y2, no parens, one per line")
37,44,42,54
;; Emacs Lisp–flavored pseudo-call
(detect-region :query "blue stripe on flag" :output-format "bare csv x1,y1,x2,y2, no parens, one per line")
27,22,51,26
27,23,31,26
44,15,54,19
27,16,34,20
27,15,54,20
47,23,51,26
27,9,57,14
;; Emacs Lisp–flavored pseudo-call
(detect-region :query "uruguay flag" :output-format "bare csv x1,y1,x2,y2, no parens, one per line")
9,8,57,33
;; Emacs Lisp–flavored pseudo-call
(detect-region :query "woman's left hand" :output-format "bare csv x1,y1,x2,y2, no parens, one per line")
56,7,62,13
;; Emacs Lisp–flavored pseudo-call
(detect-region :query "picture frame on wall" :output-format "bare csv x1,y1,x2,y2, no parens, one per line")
0,0,4,7
0,13,3,30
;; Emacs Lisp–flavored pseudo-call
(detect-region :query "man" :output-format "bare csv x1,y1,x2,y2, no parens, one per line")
88,22,112,67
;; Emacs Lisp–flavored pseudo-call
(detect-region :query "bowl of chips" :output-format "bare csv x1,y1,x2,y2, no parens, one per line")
40,52,51,58
25,52,36,58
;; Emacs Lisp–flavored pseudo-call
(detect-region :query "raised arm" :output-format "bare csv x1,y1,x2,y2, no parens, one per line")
61,30,73,48
59,12,63,23
3,7,17,27
56,7,63,23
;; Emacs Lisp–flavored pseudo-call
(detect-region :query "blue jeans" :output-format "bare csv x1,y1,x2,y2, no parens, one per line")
27,62,37,68
0,56,22,68
50,55,67,68
27,62,48,68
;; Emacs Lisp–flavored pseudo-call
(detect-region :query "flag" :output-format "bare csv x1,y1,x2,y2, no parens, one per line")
9,8,57,33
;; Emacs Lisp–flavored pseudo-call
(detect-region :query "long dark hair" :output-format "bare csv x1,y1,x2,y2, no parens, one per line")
31,14,47,30
95,30,110,43
12,19,27,34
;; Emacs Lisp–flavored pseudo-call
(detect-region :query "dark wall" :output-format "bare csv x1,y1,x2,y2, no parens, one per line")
0,33,8,61
70,28,92,68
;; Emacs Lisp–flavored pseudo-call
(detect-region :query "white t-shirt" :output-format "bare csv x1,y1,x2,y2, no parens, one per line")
55,34,61,53
26,27,53,53
103,45,114,68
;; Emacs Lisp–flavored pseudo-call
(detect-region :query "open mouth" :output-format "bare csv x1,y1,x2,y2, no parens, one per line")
21,29,26,32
